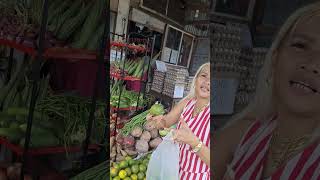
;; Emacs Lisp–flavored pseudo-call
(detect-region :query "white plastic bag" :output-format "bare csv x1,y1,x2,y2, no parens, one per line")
146,131,180,180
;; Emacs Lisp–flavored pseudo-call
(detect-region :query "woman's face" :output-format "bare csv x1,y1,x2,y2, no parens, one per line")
195,65,210,99
273,14,320,117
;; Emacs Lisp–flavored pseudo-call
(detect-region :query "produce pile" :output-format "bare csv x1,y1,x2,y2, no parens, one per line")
0,95,105,149
48,0,105,50
111,58,148,79
110,80,146,108
0,56,105,150
0,0,106,50
70,161,108,180
0,58,49,111
110,103,166,163
110,155,150,180
110,112,121,133
0,0,46,43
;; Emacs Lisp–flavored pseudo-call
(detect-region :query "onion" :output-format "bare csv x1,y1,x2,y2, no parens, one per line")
112,113,117,119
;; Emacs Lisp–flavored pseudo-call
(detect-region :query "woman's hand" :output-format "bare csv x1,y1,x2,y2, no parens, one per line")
146,114,166,129
172,119,199,148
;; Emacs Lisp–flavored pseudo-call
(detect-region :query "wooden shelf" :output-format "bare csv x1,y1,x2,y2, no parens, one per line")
186,2,210,10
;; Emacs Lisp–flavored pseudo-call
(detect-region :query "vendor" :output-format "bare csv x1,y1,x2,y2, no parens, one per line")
147,62,210,180
213,2,320,179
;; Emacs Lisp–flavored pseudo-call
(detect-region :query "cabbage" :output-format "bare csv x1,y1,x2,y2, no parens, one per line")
149,102,165,116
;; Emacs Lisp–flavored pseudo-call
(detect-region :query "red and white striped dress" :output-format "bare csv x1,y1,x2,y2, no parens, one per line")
224,118,320,180
176,98,211,180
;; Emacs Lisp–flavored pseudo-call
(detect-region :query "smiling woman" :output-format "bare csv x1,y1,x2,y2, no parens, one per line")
212,2,320,180
146,63,211,180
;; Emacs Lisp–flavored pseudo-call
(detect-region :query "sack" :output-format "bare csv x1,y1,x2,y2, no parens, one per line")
146,131,179,180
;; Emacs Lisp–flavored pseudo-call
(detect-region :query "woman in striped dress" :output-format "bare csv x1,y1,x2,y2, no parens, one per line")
213,2,320,180
147,63,211,180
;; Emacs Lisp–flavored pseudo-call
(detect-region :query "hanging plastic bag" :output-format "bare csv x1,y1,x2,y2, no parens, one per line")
146,131,179,180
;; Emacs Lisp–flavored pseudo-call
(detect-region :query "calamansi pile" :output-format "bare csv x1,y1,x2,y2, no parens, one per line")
110,154,151,180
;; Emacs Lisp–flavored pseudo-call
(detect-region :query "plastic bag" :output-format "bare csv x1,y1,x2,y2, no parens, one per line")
146,131,179,180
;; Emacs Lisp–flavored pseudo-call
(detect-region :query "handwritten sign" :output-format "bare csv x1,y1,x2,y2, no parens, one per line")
173,84,185,98
212,78,239,115
155,60,167,72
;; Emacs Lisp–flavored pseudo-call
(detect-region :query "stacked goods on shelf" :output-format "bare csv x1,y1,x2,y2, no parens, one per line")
111,58,148,79
110,80,146,108
184,76,194,97
150,70,165,93
185,24,210,37
235,48,268,108
211,23,242,77
252,48,268,74
235,48,252,106
110,103,165,163
162,64,189,97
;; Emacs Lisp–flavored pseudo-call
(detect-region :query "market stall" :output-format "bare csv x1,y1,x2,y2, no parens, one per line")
0,0,108,179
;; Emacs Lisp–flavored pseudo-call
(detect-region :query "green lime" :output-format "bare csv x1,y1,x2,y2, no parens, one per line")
125,167,132,176
131,165,139,174
113,163,120,169
139,164,147,173
119,160,129,169
128,159,135,166
125,156,132,161
131,174,138,180
111,167,119,177
113,176,121,180
124,177,131,180
119,170,127,179
142,159,148,165
137,172,144,180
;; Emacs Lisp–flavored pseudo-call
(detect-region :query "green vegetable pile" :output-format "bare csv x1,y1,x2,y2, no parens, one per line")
110,80,146,108
111,58,149,79
0,0,106,51
0,56,105,150
71,161,108,180
48,0,105,50
36,95,106,148
0,95,106,150
120,102,166,136
0,58,49,111
120,110,150,136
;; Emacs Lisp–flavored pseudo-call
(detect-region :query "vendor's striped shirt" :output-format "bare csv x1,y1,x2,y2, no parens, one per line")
177,98,210,180
225,118,320,180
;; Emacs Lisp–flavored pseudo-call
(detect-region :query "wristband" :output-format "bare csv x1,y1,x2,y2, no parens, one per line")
191,140,203,153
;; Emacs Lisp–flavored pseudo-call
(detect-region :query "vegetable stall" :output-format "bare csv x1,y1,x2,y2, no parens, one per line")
0,0,109,179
